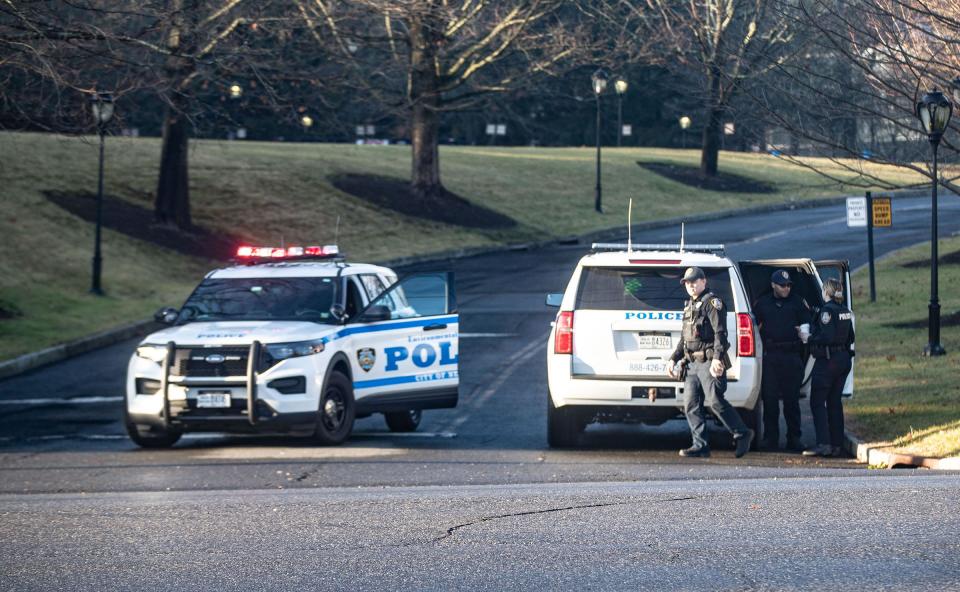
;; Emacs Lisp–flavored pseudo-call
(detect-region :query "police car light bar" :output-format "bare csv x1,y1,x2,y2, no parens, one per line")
591,243,726,255
235,244,341,261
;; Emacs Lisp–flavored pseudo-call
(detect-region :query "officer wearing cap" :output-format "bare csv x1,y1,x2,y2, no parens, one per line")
752,269,812,452
667,266,754,458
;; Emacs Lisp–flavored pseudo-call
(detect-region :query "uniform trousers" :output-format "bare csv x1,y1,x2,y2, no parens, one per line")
810,351,851,447
761,351,804,443
682,360,749,450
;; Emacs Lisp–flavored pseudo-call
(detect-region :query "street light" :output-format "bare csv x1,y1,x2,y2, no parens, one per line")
614,77,628,148
679,115,691,149
591,69,608,213
89,91,114,296
916,88,952,356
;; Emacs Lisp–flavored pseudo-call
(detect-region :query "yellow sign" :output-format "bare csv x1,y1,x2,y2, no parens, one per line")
872,197,892,227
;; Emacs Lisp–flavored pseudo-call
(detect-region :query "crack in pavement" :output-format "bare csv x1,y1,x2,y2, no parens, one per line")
432,495,700,544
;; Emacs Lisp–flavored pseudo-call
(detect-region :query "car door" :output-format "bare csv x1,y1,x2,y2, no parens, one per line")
342,272,459,412
813,260,855,397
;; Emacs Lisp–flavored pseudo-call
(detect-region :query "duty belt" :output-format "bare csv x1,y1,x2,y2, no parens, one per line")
684,350,711,362
763,341,802,353
811,344,848,359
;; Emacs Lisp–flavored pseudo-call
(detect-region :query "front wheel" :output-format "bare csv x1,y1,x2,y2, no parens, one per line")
124,408,181,449
314,371,356,445
385,409,422,432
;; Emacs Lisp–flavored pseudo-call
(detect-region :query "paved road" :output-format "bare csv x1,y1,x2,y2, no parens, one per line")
2,194,959,589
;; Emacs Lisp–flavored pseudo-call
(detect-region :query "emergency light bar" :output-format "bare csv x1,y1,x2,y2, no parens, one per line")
591,243,726,255
235,244,341,262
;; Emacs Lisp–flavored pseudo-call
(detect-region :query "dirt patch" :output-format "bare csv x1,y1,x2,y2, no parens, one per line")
886,310,960,329
900,249,960,268
331,174,516,229
44,191,242,261
637,162,777,194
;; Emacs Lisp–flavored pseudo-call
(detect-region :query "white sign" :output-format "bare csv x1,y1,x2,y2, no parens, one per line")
236,128,247,139
356,125,366,136
622,124,632,136
495,124,507,136
847,197,867,227
485,124,496,135
724,122,735,135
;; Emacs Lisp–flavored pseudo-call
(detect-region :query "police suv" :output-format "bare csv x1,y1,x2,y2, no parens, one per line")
545,243,854,448
125,245,459,448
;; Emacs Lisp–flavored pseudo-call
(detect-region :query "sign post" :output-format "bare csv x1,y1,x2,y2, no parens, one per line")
866,192,876,302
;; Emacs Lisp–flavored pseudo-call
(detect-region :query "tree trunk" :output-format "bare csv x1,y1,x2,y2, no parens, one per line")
155,98,191,228
153,0,194,229
409,6,443,197
700,70,723,178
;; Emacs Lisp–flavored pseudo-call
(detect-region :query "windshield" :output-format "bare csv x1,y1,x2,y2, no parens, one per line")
576,266,733,311
178,277,338,323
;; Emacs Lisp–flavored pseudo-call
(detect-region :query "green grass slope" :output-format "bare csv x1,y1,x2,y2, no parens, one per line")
0,131,921,360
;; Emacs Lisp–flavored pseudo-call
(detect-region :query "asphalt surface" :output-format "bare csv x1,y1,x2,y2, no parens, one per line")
2,194,959,590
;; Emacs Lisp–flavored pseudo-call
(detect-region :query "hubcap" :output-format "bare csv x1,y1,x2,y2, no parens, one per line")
321,389,345,431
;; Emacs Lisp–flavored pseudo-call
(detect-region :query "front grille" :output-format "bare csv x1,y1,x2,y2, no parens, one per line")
175,347,249,377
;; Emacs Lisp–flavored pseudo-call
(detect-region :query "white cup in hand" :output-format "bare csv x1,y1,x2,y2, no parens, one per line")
799,323,810,344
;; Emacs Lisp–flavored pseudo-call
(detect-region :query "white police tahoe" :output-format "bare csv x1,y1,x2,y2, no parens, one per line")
545,243,854,448
125,245,459,448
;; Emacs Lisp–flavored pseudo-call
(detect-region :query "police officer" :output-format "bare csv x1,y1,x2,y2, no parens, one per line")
667,266,754,458
803,278,855,457
753,269,812,452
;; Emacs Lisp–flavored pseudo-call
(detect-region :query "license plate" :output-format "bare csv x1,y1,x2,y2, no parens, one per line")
628,360,669,374
197,392,231,408
638,335,672,349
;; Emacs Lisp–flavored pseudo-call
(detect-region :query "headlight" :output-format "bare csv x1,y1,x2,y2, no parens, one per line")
135,344,169,363
265,339,325,361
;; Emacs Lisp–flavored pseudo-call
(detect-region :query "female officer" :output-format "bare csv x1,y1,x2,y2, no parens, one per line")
803,278,855,457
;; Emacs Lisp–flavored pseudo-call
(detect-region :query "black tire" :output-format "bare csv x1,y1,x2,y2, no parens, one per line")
314,371,356,445
124,408,181,449
547,391,582,448
385,409,422,432
737,399,763,451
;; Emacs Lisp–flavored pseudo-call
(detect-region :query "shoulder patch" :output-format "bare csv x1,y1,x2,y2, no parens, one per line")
820,311,832,325
711,298,723,310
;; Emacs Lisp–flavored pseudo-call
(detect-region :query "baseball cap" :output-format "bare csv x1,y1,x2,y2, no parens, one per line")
771,269,793,286
680,267,706,282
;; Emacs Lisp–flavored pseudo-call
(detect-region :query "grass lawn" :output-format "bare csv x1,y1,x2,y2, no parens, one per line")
846,235,960,459
0,131,924,360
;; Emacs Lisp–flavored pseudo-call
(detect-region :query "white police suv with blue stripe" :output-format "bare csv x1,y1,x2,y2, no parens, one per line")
125,245,459,448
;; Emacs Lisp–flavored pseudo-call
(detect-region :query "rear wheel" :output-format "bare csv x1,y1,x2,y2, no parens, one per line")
385,409,422,433
314,371,356,445
124,408,181,449
737,399,763,451
547,391,582,448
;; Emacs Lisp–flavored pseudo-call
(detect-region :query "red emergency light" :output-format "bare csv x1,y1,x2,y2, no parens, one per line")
235,244,340,261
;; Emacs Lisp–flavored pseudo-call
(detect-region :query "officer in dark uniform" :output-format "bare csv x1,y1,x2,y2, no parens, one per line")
668,266,754,458
753,269,812,452
803,278,855,457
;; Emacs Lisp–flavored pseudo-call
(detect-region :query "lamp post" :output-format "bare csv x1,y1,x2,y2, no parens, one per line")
592,69,607,213
614,77,628,148
679,115,691,149
89,92,114,296
916,88,952,356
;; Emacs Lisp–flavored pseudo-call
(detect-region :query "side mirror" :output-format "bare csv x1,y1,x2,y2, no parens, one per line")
360,305,392,323
329,303,346,322
545,293,563,307
154,307,179,325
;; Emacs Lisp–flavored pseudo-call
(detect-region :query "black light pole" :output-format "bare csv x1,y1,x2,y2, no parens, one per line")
592,69,607,213
916,88,952,356
615,77,628,148
90,92,114,296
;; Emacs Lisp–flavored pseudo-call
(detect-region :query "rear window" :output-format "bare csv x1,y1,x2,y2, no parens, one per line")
576,267,734,311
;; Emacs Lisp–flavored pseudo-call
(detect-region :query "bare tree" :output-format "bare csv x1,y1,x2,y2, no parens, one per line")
301,0,596,199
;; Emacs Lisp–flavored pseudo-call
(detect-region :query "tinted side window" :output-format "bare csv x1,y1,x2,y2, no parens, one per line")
576,267,734,311
369,274,449,319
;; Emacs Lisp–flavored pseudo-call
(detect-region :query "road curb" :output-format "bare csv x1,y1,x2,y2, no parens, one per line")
843,431,960,469
0,319,159,381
